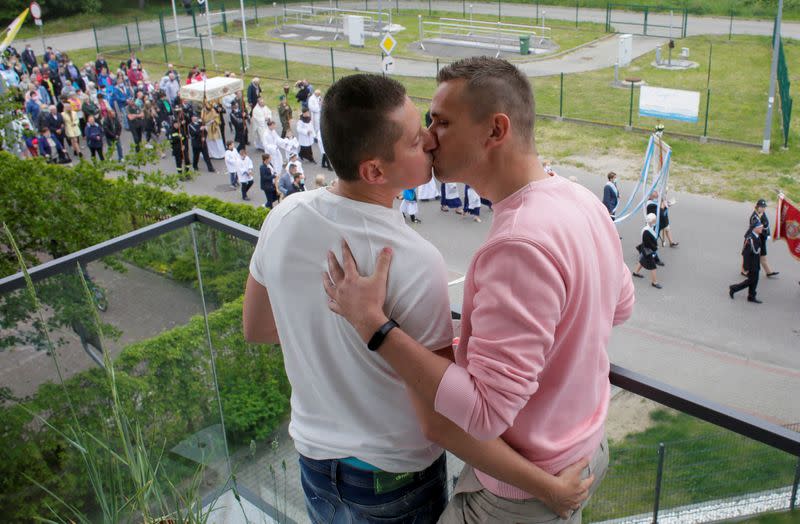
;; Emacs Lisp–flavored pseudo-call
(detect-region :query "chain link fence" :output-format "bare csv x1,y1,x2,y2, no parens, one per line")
89,1,797,149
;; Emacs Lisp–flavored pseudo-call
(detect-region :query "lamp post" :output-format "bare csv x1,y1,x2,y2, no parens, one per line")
171,0,182,56
240,0,250,69
203,0,216,67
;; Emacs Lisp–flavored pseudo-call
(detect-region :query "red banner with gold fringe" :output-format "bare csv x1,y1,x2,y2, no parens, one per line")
774,194,800,261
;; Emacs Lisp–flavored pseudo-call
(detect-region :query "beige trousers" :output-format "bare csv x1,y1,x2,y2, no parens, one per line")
438,438,609,524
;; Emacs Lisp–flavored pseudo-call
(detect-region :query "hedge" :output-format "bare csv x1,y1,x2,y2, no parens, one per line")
0,298,290,522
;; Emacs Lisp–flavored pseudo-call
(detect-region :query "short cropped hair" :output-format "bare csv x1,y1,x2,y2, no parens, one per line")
321,74,406,182
437,56,535,146
607,171,617,181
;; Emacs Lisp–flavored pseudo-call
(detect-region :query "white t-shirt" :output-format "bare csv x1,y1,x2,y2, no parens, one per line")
224,149,239,173
296,119,315,147
237,155,253,183
249,188,453,472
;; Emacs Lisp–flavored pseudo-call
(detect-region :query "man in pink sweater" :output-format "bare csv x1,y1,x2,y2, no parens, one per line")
324,57,635,522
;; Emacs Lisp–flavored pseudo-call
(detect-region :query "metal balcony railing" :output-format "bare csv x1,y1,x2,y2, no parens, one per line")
1,209,798,523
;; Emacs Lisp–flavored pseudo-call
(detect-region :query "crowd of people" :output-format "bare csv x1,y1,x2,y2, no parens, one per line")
0,45,332,208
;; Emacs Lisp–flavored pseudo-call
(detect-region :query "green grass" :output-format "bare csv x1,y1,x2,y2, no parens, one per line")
68,30,800,204
530,34,800,146
503,0,800,21
10,0,257,40
8,0,800,41
536,120,800,203
223,8,607,62
739,513,800,524
584,409,798,521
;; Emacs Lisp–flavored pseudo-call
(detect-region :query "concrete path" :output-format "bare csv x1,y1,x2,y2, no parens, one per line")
128,130,799,427
0,261,205,398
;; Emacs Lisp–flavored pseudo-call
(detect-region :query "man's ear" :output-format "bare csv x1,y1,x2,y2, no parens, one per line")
485,113,511,150
357,159,387,185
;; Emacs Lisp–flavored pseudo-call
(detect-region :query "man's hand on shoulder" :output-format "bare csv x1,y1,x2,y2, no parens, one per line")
323,240,391,343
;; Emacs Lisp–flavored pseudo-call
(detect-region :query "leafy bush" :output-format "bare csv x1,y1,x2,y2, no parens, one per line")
0,151,267,280
0,297,290,522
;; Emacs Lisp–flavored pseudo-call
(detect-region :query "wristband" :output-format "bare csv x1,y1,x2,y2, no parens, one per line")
367,319,398,352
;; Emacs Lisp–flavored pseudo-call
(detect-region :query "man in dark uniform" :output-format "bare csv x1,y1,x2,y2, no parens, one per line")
729,221,764,304
188,114,216,172
174,106,190,162
229,101,247,149
170,120,188,174
747,198,779,278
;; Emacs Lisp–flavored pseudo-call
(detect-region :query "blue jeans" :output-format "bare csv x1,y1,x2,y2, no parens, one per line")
299,454,447,524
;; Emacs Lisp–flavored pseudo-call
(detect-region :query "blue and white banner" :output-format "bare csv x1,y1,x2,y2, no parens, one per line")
639,86,700,123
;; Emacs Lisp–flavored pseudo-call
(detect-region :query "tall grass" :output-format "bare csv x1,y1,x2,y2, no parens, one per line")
2,223,226,523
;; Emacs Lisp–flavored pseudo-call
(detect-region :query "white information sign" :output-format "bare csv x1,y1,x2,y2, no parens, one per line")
639,85,700,123
35,18,42,26
382,55,395,74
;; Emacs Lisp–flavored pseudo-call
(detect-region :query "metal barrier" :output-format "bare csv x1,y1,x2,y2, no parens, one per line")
606,3,689,38
282,5,392,36
419,17,548,55
2,209,799,522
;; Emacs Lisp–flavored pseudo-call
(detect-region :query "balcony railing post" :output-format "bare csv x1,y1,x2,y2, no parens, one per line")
652,442,666,523
791,456,800,511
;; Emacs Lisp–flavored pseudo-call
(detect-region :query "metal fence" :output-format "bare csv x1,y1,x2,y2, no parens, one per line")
606,3,688,38
2,210,800,523
90,1,795,149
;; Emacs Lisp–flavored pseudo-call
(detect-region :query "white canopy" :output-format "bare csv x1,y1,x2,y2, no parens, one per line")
179,77,243,102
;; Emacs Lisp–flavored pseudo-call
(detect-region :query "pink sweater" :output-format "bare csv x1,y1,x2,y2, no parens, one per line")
434,174,635,499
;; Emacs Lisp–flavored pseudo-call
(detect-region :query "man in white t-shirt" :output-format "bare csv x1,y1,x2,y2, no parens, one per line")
243,74,588,523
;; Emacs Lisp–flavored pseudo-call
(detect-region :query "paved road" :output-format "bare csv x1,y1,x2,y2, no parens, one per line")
123,127,798,426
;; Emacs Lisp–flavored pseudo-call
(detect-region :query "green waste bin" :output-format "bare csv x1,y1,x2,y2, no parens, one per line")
519,35,530,55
